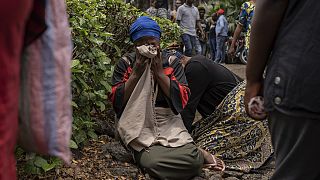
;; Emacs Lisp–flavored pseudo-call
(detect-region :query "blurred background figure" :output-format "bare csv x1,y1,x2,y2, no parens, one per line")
208,13,218,61
176,0,204,56
196,6,209,56
215,8,228,63
146,0,169,18
170,0,182,22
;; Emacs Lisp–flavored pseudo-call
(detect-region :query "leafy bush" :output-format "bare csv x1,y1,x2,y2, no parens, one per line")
67,0,182,147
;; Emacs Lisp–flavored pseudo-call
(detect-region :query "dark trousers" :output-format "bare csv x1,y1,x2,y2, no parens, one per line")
268,110,320,180
181,34,201,57
209,35,216,61
215,35,227,63
134,143,203,180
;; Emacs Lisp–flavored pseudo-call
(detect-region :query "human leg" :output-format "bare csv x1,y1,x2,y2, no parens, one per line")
268,110,320,180
215,35,224,63
220,36,227,63
209,36,216,61
134,143,204,180
181,34,193,57
200,41,206,56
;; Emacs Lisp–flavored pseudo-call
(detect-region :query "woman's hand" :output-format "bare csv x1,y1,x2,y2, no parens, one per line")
132,49,149,78
151,47,164,80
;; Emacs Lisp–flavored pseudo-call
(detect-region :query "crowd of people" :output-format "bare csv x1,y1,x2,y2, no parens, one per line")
146,0,232,63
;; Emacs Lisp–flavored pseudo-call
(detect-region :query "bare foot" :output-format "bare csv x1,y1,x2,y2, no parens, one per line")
199,148,225,171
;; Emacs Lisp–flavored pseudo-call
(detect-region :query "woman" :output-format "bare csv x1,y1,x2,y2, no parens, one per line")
110,16,224,180
178,53,273,172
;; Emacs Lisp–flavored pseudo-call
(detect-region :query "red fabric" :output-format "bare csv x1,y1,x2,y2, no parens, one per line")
110,67,132,103
164,67,190,109
0,1,33,179
217,9,225,15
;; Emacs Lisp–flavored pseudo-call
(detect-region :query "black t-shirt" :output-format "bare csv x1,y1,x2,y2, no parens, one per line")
180,55,242,132
264,0,320,118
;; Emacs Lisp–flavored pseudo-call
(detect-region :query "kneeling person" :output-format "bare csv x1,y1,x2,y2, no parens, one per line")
110,16,223,180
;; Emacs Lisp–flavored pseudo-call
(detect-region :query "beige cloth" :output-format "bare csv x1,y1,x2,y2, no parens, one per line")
117,63,193,152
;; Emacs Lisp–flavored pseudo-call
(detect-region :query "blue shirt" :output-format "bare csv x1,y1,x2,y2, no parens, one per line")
215,15,228,37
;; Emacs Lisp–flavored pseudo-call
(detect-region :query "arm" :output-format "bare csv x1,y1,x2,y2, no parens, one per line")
215,18,222,36
244,0,288,113
197,20,205,36
180,61,209,132
123,52,148,103
176,7,182,25
228,24,243,56
110,53,148,117
229,3,247,55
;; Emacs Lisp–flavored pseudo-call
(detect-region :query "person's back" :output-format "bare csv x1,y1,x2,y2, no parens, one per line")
181,55,241,131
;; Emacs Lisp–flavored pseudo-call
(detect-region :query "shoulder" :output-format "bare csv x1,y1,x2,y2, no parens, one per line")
120,52,136,67
186,55,209,71
242,2,250,8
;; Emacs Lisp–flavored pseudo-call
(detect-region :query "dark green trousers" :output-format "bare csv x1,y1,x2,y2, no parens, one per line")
134,143,204,180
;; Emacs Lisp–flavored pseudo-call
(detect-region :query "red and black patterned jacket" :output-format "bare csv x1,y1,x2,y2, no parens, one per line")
110,51,190,118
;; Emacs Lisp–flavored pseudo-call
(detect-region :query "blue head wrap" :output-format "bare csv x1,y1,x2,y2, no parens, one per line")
129,16,161,42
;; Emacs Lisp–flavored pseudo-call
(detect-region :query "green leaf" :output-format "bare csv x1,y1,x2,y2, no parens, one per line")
96,101,106,111
88,130,98,140
74,130,87,144
71,59,80,68
24,161,42,175
69,139,79,149
71,101,79,108
34,156,49,168
77,77,89,90
42,163,56,172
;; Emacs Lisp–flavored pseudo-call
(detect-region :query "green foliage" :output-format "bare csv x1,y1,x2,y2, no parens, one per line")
20,151,62,174
67,0,182,147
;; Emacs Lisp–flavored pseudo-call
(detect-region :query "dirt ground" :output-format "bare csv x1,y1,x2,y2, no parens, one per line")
223,64,246,79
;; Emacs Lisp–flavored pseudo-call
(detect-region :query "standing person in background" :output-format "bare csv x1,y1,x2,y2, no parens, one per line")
208,13,218,60
170,0,182,22
176,0,204,56
146,0,158,17
215,9,228,63
196,7,209,56
245,0,320,179
155,0,169,18
146,0,169,18
228,0,255,57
